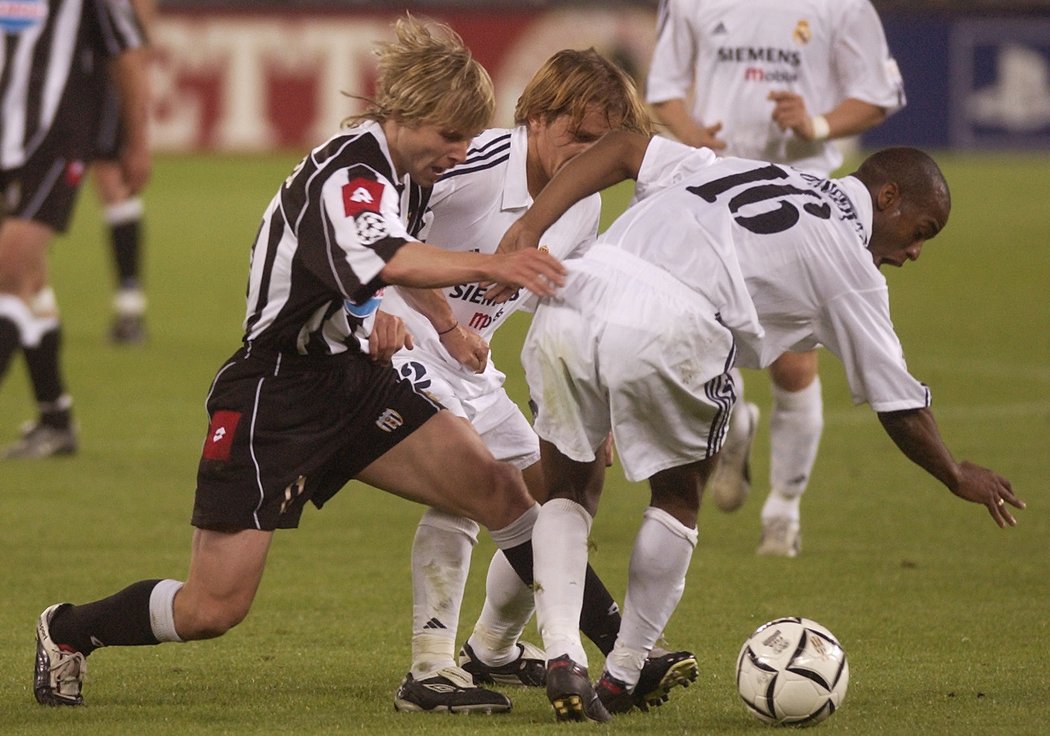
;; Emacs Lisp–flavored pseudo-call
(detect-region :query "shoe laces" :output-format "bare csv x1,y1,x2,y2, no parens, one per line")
51,647,86,693
431,665,476,689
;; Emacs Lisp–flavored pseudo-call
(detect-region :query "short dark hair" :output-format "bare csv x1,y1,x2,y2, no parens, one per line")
855,147,951,211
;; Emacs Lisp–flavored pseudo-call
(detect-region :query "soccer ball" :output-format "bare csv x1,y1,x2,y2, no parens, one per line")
735,617,849,726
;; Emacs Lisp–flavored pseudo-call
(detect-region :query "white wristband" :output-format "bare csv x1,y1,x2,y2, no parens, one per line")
810,114,831,141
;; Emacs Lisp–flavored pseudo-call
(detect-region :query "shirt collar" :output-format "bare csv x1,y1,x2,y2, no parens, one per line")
837,175,874,247
502,126,532,211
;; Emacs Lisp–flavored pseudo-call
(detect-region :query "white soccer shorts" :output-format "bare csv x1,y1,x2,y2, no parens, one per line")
523,248,736,482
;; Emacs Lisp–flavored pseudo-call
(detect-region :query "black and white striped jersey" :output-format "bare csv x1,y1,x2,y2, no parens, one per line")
243,120,430,357
0,0,145,170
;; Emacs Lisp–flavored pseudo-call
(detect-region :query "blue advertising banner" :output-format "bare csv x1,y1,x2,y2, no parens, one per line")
865,13,1050,150
949,18,1050,149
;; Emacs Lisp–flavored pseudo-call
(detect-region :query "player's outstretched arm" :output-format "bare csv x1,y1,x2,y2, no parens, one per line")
877,408,1025,527
496,130,652,256
382,242,564,297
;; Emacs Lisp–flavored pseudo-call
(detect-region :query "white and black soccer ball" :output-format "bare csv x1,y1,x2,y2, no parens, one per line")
735,617,849,726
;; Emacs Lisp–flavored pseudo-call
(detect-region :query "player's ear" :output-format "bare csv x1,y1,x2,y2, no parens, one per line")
875,182,900,212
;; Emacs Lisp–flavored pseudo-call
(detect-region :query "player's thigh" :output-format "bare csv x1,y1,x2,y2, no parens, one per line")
768,350,819,391
91,160,131,204
0,219,52,295
356,410,531,529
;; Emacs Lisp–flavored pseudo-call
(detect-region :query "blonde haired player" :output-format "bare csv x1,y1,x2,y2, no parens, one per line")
647,0,906,556
370,48,697,715
32,15,564,708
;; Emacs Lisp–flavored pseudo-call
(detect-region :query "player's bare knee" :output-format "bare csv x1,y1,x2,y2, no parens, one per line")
470,459,532,529
770,351,819,391
177,598,252,640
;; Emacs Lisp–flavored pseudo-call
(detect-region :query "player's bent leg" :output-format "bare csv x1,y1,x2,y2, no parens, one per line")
760,351,823,558
410,509,479,676
357,411,534,531
33,528,270,707
596,461,709,715
0,219,51,389
0,218,51,297
708,368,759,512
174,527,273,639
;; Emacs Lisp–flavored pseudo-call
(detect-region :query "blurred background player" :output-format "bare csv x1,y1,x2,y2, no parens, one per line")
645,0,906,556
93,0,157,345
376,49,696,715
0,0,151,460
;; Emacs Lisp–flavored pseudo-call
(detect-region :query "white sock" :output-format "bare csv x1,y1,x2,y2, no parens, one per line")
104,197,144,225
148,579,184,643
729,366,745,403
764,377,823,523
487,503,539,549
607,507,697,687
410,508,479,677
533,498,591,667
466,550,535,667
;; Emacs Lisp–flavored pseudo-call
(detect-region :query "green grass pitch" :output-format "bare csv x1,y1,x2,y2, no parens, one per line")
0,150,1047,734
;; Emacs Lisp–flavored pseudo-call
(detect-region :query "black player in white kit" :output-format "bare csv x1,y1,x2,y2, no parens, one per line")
495,131,1025,721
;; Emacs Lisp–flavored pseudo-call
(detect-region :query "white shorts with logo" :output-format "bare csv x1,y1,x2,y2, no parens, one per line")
523,246,737,482
393,352,539,470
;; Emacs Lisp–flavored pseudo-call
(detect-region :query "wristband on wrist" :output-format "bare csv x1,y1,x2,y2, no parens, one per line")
436,321,459,336
810,114,831,141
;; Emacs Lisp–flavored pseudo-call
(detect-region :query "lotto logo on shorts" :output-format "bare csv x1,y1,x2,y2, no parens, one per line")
375,408,404,432
202,410,241,461
64,160,86,186
342,178,384,217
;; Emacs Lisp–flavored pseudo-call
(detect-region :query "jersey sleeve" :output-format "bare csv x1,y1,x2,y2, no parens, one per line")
90,0,148,56
307,164,415,303
645,0,699,105
832,0,906,114
634,135,718,203
818,287,931,412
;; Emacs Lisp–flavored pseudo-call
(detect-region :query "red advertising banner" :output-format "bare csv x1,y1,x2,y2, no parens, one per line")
149,7,657,152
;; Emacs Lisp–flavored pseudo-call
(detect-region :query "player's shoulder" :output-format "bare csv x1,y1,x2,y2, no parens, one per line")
431,127,515,207
442,128,514,183
313,124,398,185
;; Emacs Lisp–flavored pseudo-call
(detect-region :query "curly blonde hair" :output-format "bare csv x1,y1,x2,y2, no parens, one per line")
344,14,495,135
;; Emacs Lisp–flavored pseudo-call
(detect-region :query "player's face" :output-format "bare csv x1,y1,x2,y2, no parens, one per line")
388,121,475,186
869,193,949,269
529,105,619,191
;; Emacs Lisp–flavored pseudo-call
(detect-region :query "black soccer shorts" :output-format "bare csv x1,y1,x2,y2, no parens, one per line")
191,346,442,531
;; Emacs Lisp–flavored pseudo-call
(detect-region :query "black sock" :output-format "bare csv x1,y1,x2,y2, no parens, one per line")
23,327,70,429
49,580,162,656
0,317,18,379
500,540,534,586
112,219,142,287
501,541,622,655
580,565,621,656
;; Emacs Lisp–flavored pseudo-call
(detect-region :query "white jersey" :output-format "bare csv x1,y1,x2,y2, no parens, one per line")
598,136,929,413
382,126,600,406
646,0,905,175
